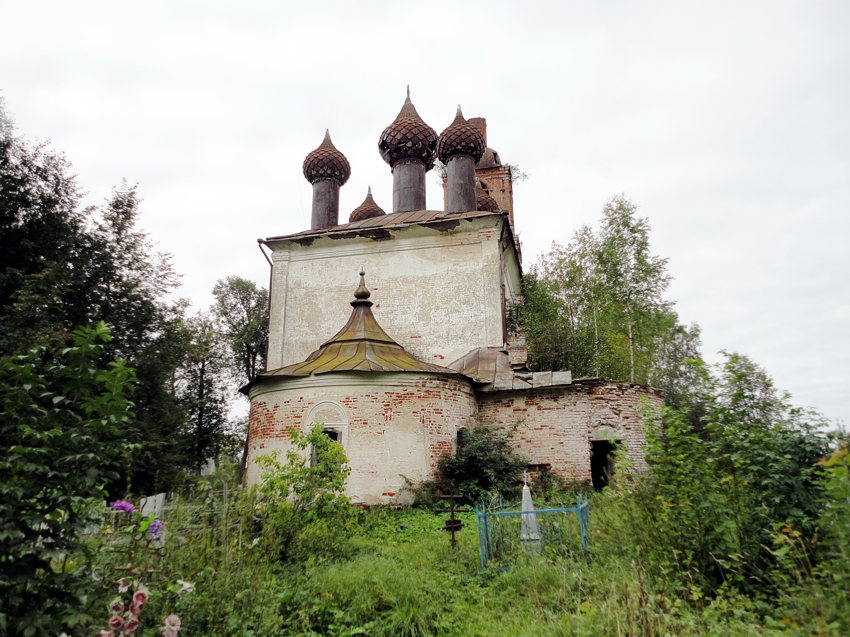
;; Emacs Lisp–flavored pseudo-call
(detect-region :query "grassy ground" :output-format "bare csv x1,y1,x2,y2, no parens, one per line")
126,489,845,636
264,507,783,637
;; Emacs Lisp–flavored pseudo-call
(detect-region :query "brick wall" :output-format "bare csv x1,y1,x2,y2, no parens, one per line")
246,375,477,504
476,381,663,481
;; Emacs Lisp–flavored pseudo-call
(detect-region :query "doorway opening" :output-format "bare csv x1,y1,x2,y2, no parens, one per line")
590,440,618,491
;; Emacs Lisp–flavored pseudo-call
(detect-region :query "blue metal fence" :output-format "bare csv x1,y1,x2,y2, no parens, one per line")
474,497,589,571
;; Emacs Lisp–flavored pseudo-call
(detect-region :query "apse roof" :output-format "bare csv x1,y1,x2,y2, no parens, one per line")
260,271,461,378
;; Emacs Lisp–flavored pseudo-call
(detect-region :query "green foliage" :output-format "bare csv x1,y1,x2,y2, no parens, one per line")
176,313,233,471
137,467,284,636
211,276,269,384
515,195,700,393
0,105,193,494
255,426,357,562
597,353,828,596
433,424,528,505
816,439,850,590
0,323,136,635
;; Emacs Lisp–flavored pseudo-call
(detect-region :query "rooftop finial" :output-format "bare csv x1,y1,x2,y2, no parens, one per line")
354,269,371,301
406,84,410,98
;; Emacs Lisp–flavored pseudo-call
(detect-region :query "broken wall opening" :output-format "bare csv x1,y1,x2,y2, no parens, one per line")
590,440,618,491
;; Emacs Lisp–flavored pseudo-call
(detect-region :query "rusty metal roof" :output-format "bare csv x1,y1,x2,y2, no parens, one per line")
448,347,573,391
264,209,504,244
263,272,460,378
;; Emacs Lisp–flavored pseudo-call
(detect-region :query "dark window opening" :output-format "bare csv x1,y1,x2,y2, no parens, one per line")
590,440,618,491
456,428,466,451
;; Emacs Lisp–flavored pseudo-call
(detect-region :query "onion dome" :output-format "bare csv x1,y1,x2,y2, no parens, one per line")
302,130,351,186
378,87,437,169
436,105,486,164
476,181,499,212
349,186,386,222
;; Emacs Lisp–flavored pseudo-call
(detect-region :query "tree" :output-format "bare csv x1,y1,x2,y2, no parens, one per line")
596,195,674,383
0,102,192,494
517,195,694,390
176,314,233,471
0,323,136,635
211,276,268,384
0,102,89,352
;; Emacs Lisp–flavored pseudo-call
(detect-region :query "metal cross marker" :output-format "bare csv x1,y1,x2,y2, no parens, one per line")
437,493,468,548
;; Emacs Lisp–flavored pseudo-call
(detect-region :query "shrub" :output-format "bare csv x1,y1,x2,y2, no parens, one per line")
255,425,358,562
0,323,136,636
597,354,828,597
433,423,528,506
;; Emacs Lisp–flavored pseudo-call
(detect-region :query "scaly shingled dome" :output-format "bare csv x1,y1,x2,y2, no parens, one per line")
303,130,351,186
378,88,437,169
349,186,386,222
476,181,499,212
437,105,486,164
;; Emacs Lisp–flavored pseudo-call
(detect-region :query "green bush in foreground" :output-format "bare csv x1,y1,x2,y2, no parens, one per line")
0,323,135,636
595,355,828,598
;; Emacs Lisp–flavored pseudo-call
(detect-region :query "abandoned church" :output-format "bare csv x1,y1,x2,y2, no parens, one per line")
243,91,662,504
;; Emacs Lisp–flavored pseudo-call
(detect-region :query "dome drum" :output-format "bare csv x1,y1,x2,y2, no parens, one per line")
303,130,351,230
438,106,485,214
379,89,437,213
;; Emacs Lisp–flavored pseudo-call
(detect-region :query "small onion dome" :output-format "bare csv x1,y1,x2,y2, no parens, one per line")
349,186,386,222
303,130,351,186
378,87,438,169
436,105,486,164
476,181,499,212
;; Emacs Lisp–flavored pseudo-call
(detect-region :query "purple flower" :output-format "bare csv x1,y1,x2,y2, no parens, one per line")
148,518,163,541
111,500,135,514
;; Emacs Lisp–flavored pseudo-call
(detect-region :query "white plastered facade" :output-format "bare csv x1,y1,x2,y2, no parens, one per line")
264,213,522,370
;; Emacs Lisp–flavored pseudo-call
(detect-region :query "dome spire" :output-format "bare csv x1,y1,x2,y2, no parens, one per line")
353,268,371,303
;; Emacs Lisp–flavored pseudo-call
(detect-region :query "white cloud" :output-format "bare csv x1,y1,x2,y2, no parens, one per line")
2,0,848,424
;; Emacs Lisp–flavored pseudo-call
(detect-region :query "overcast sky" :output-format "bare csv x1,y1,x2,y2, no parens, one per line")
2,0,848,426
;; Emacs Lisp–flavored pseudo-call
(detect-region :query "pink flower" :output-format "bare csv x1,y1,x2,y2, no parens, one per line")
130,601,143,618
117,577,132,593
160,614,181,636
124,616,140,632
99,631,114,637
108,615,124,630
110,599,124,613
132,582,149,606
